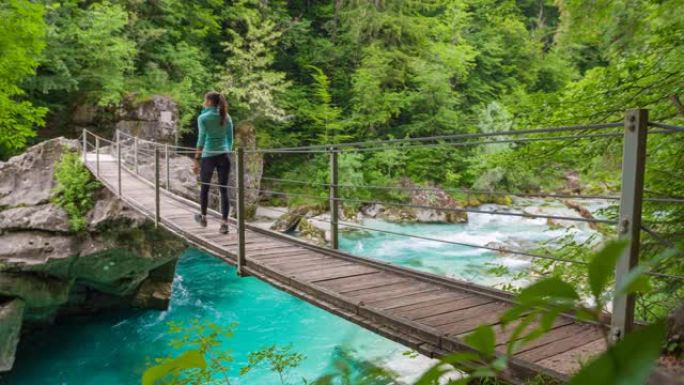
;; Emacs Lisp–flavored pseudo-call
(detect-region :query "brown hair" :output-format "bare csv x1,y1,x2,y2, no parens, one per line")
205,91,228,126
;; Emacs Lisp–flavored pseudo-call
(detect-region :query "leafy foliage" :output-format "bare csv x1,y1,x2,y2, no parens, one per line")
240,345,304,385
0,0,47,159
51,150,101,231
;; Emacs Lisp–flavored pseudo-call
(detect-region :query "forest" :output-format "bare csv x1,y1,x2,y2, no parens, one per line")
2,0,684,334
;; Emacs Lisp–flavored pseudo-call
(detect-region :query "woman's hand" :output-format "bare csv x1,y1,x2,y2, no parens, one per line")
192,159,200,175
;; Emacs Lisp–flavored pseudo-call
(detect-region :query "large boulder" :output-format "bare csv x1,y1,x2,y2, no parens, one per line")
229,121,264,218
0,300,24,372
367,181,468,224
0,138,186,372
115,95,179,143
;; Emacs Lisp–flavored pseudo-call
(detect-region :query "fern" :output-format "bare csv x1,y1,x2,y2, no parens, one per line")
52,150,101,232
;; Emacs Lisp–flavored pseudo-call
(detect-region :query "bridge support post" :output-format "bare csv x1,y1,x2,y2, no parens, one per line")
236,147,247,276
117,130,122,197
154,147,161,228
330,149,339,249
95,137,100,177
82,129,87,163
611,108,648,342
134,137,139,175
165,143,170,190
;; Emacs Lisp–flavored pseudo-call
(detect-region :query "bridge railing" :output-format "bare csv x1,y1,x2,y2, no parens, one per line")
80,108,684,342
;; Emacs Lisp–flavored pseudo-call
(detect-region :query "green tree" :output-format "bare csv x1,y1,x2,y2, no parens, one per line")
27,1,135,108
219,0,291,123
0,0,47,158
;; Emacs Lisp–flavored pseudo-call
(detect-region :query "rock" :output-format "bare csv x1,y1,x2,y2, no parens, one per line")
0,232,79,266
563,200,598,230
0,273,71,309
0,205,71,233
0,138,186,372
131,279,173,310
296,218,326,246
361,203,385,218
229,121,264,218
271,205,314,232
407,181,468,223
0,137,77,207
667,302,684,342
564,171,581,194
0,299,24,372
115,95,179,143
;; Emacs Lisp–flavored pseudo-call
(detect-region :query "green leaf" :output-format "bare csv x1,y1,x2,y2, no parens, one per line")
516,277,579,305
464,325,496,358
588,240,628,298
570,322,666,385
142,349,207,385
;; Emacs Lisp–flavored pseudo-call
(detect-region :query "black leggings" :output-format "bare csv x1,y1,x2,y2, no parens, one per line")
199,153,231,220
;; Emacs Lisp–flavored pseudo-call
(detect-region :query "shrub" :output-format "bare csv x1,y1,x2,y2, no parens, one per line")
52,150,101,231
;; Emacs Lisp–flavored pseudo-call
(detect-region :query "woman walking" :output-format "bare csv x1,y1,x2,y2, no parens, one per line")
193,91,234,234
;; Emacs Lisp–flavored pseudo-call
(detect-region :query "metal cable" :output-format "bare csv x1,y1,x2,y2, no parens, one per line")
641,225,684,258
333,132,624,154
649,121,684,133
246,122,623,153
262,177,684,204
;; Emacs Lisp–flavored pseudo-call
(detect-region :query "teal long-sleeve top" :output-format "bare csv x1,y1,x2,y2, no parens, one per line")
196,106,234,158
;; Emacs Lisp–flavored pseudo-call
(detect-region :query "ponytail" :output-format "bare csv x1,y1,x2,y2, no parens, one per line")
205,91,229,126
218,93,228,127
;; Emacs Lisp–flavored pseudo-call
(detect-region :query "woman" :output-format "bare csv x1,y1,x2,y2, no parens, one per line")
193,91,234,234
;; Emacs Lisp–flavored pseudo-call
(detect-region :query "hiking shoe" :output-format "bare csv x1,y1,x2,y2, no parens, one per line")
219,223,229,234
194,213,207,227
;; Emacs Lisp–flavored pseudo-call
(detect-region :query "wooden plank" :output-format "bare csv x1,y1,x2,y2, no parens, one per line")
387,291,470,314
316,273,406,293
274,260,354,274
421,301,505,327
514,326,604,362
535,338,606,375
365,289,448,310
346,282,436,303
248,246,306,258
294,265,378,282
441,303,511,335
490,317,576,349
397,295,494,322
252,251,322,262
260,255,333,268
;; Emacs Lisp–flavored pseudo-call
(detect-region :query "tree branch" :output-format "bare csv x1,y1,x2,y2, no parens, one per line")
671,94,684,116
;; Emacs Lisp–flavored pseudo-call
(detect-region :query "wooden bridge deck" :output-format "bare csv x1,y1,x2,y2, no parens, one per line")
84,153,606,383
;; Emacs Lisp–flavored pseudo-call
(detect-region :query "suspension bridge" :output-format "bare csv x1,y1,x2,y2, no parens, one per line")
79,109,684,383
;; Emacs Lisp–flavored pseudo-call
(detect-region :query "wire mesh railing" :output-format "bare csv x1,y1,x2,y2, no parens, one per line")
79,109,684,340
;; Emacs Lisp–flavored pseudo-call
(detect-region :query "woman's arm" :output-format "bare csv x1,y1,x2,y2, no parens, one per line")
194,115,206,175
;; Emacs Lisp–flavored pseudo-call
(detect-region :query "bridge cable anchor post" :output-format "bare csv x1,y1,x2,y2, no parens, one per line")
154,147,161,228
165,143,170,190
95,136,100,177
329,148,339,250
611,108,648,343
134,137,139,175
82,128,87,163
116,130,122,197
236,147,247,276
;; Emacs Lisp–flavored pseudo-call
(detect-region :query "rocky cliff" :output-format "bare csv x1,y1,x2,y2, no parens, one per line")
0,138,186,372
